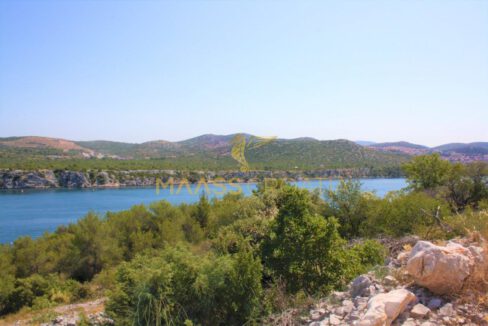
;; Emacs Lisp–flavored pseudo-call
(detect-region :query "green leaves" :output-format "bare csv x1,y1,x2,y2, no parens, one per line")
263,185,382,295
403,154,488,211
325,179,370,238
403,153,452,190
107,246,263,326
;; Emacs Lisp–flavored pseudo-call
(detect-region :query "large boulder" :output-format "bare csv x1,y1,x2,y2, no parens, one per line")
406,240,487,295
359,289,416,326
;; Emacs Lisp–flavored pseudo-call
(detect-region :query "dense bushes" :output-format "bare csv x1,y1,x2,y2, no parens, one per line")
106,186,384,325
404,155,488,211
0,155,486,324
0,273,89,315
262,186,382,294
362,191,449,238
324,179,369,238
106,246,263,326
323,156,488,238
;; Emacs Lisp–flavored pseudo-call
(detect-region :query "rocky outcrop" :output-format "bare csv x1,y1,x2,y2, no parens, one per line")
406,240,487,295
359,289,416,326
94,171,119,187
0,169,155,189
0,168,391,189
0,170,59,188
58,171,92,188
298,237,488,326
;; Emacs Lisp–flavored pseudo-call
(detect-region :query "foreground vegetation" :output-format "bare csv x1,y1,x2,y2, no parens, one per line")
0,154,487,325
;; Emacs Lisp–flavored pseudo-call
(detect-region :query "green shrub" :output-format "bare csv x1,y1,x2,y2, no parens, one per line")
0,245,15,314
263,186,367,295
194,249,263,325
362,191,449,238
107,246,263,326
444,209,488,239
350,240,386,269
403,153,451,190
324,179,372,238
0,273,87,315
403,155,487,211
212,215,271,254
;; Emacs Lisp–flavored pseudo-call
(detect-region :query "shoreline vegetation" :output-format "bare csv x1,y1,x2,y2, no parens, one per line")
0,167,403,190
0,154,487,325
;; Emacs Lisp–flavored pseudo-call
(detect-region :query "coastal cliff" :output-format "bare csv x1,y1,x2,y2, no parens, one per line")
0,168,399,189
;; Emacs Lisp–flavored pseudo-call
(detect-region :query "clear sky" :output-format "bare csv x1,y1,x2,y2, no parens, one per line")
0,1,487,147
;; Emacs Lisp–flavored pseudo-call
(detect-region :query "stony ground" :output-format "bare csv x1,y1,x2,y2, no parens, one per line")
268,235,488,326
39,299,113,326
303,272,487,325
1,298,111,326
301,236,488,326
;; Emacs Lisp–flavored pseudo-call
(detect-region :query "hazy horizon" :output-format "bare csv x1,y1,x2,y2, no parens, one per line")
1,1,487,147
1,132,487,148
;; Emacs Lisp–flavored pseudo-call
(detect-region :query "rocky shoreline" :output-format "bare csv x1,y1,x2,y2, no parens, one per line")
0,168,397,190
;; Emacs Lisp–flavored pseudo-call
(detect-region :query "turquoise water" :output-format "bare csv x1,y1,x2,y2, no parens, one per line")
0,178,406,243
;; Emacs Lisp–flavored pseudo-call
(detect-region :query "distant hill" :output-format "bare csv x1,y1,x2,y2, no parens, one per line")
0,134,409,171
433,142,488,153
0,136,92,153
367,141,488,162
370,141,429,150
2,135,486,170
245,138,407,170
368,141,430,156
431,142,488,162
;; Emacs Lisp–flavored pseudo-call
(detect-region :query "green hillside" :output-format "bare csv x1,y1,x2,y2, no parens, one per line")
247,139,407,169
0,134,409,171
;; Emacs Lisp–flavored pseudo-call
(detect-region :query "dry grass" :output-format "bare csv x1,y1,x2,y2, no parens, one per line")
0,298,105,326
446,209,488,240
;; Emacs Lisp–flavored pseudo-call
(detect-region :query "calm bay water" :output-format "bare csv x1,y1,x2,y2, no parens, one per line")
0,178,406,243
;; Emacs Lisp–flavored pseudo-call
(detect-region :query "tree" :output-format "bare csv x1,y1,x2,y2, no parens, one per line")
195,193,211,228
465,162,488,207
0,245,15,314
263,186,359,294
69,213,122,281
444,163,474,212
325,179,369,238
403,154,451,191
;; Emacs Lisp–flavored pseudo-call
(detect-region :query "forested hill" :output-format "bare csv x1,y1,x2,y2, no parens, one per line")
366,141,488,162
0,134,408,171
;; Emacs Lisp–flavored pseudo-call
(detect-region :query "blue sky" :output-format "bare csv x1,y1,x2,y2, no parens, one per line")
0,1,487,147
